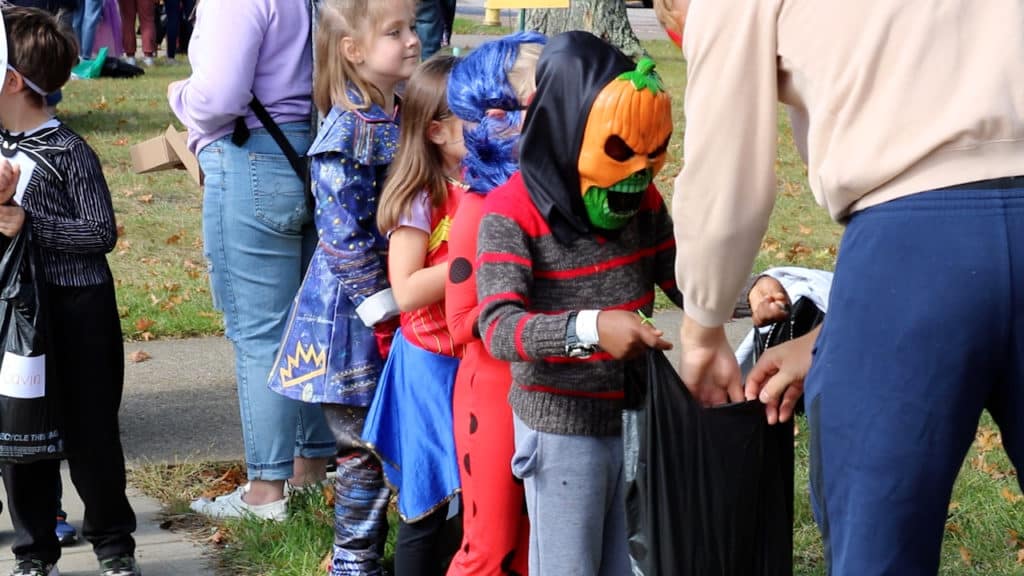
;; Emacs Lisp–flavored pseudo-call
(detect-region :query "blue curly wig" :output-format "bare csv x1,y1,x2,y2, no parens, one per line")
447,31,547,193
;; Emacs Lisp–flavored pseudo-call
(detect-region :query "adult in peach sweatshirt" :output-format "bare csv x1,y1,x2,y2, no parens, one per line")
657,1,1024,574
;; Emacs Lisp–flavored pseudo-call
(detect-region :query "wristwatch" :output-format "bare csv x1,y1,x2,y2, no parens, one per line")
565,311,597,358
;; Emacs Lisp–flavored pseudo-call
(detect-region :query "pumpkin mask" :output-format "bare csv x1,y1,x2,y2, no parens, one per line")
578,57,672,230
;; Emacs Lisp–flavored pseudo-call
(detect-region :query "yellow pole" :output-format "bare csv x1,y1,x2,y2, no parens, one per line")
482,1,502,26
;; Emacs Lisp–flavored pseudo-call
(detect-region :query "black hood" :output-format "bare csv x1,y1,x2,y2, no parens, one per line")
519,31,635,245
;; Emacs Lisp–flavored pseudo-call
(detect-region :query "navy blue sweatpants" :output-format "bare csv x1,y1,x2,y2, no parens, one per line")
805,176,1024,575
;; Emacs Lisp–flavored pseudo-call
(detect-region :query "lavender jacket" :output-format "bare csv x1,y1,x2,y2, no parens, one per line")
167,0,313,154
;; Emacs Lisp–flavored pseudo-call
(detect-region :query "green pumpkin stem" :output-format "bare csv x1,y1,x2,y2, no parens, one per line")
617,57,664,94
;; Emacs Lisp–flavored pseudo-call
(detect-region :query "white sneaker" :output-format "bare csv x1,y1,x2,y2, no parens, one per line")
189,484,288,521
122,56,136,66
142,56,154,67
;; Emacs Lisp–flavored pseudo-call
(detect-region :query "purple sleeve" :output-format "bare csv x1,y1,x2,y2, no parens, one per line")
168,1,265,144
392,191,432,236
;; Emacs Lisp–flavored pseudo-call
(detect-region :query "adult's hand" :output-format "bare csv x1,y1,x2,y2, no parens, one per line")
0,160,21,205
749,275,790,327
745,324,821,424
597,309,673,360
680,315,744,406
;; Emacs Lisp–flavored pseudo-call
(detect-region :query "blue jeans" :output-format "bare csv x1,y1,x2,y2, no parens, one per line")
805,177,1024,575
72,0,104,58
198,122,335,481
416,0,443,60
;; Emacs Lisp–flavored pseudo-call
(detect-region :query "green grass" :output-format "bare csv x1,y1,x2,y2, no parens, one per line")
452,15,516,36
89,40,1019,575
59,64,220,340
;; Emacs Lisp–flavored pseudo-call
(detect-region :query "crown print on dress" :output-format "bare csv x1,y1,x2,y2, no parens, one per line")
277,341,327,389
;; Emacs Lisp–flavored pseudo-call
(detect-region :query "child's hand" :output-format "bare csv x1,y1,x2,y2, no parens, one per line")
745,325,820,424
0,160,21,205
0,205,25,238
596,310,672,359
749,275,790,327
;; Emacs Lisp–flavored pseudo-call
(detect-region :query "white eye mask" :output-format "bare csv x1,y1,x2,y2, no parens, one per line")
0,11,7,96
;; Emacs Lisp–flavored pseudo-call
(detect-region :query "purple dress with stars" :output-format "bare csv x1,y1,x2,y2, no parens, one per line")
269,93,400,407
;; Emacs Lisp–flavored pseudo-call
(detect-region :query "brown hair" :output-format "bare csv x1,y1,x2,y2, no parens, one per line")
313,0,415,115
377,55,458,233
2,6,78,101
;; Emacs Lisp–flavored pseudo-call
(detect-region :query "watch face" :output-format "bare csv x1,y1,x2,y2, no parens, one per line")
568,345,595,359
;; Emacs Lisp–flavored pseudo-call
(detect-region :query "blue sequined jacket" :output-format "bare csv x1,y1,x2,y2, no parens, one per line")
269,95,400,406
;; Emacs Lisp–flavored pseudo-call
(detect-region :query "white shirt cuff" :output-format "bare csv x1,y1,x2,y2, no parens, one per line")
575,309,601,346
355,288,399,327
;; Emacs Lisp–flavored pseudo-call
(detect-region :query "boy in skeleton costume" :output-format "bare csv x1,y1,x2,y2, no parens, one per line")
475,31,680,575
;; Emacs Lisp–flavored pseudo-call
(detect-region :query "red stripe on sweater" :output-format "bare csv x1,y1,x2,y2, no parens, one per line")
479,252,532,267
534,239,675,280
518,384,625,400
608,291,656,312
480,292,529,309
514,314,534,361
482,173,552,238
484,317,500,351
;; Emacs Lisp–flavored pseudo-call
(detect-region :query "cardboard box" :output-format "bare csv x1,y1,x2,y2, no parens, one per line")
130,125,202,185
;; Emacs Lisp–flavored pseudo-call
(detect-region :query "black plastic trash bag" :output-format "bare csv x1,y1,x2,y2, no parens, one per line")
624,349,794,576
0,226,62,463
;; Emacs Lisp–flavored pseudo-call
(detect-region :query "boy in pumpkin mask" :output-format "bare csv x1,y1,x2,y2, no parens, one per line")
475,31,679,574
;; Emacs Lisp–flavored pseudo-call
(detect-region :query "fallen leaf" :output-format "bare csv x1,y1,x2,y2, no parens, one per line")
165,234,181,245
209,529,225,545
197,311,219,319
959,546,972,566
113,137,129,146
140,331,154,341
946,522,962,535
1018,549,1024,564
128,350,151,363
1001,486,1023,504
116,224,125,237
799,224,813,235
135,318,155,332
138,194,153,204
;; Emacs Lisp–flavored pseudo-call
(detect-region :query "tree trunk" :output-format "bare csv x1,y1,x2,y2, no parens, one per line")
525,0,646,60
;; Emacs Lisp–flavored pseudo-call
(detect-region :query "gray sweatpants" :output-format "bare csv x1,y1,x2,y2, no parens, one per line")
511,415,630,576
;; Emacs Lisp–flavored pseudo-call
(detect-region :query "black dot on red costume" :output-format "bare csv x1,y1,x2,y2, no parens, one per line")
463,543,471,554
469,413,478,434
472,501,478,517
449,257,473,283
501,550,518,574
463,453,472,476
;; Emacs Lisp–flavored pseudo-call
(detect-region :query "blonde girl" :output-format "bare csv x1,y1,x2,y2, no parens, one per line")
363,55,467,576
266,1,419,574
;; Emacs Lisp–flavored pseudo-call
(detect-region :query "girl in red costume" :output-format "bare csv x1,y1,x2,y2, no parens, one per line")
444,33,546,576
365,55,466,575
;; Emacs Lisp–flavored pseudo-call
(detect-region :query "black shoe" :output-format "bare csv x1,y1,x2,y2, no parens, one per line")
98,556,140,576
